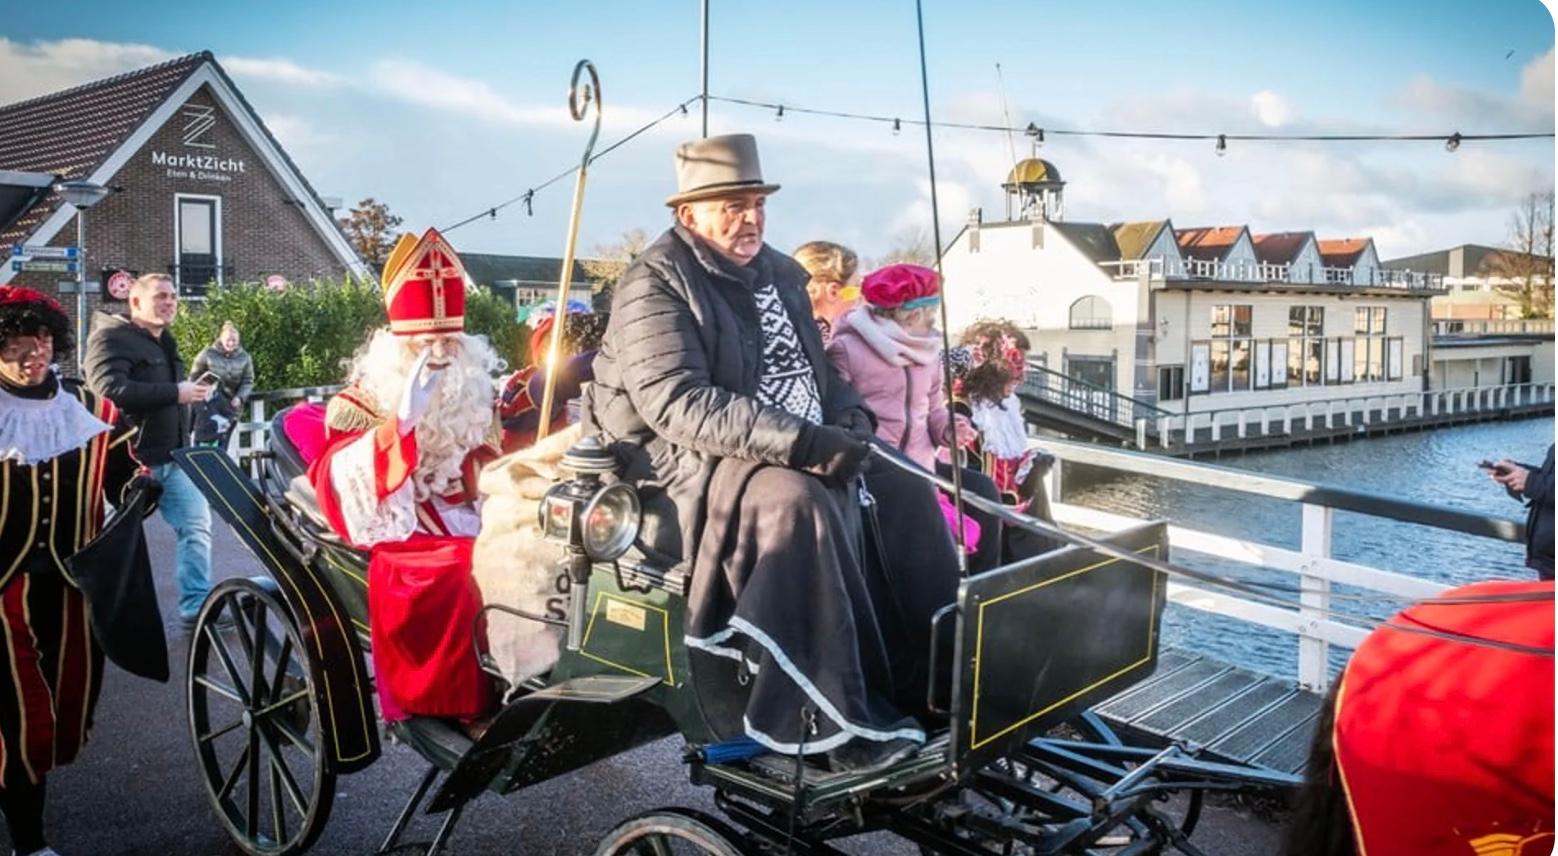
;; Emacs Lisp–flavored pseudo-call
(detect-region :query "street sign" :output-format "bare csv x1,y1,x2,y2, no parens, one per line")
10,260,77,274
11,245,78,260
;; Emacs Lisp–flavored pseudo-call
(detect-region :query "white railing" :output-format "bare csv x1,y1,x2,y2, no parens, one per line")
1432,318,1556,336
1147,381,1553,450
1168,258,1442,290
1037,437,1524,691
1098,257,1165,282
227,385,344,478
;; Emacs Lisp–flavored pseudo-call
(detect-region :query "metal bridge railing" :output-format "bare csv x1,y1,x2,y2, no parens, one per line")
1036,436,1526,692
1018,362,1172,443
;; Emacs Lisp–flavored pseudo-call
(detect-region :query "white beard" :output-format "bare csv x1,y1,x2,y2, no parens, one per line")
349,329,504,501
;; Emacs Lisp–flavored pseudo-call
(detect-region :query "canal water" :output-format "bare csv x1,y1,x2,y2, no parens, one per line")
1058,417,1554,678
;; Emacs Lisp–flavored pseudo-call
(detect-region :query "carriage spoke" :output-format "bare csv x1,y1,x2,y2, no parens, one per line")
252,687,310,721
270,717,318,759
258,724,310,817
246,599,270,704
267,633,295,702
205,625,252,706
193,674,246,705
216,743,251,803
245,726,260,840
270,754,288,845
198,718,245,745
634,838,674,856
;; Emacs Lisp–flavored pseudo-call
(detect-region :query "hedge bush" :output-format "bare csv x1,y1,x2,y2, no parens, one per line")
171,279,523,392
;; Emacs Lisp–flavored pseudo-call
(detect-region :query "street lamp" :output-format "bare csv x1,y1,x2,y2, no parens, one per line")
56,179,110,370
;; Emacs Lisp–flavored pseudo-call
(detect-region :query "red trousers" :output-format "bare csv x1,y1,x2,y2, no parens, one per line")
368,536,491,720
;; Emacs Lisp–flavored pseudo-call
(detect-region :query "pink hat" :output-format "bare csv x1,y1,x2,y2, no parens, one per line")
861,264,940,310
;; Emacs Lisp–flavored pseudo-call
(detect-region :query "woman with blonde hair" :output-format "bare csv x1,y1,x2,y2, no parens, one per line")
793,240,861,342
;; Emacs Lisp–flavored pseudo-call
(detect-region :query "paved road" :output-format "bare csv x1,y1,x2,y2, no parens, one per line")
1,515,1285,855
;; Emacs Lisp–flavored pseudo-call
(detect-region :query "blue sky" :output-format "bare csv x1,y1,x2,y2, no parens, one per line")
2,0,1553,262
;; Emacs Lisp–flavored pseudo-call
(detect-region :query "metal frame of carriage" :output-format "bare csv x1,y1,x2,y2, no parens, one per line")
169,407,1302,856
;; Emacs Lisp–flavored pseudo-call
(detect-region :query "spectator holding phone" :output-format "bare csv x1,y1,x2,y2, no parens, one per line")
188,320,255,447
84,273,215,631
1486,444,1554,580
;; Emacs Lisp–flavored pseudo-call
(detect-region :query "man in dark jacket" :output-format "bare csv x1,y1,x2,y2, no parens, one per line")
585,134,934,772
84,273,216,627
1492,444,1554,579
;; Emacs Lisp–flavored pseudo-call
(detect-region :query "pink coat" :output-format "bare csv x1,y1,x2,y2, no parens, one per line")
825,308,950,471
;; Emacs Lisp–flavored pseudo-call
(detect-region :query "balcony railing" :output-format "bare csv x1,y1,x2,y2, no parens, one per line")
170,260,233,297
1432,318,1555,336
1100,255,1442,291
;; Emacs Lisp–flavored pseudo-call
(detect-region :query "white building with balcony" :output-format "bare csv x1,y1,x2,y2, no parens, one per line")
942,158,1451,423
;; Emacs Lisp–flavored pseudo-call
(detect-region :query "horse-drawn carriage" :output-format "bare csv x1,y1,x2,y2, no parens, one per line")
171,407,1297,856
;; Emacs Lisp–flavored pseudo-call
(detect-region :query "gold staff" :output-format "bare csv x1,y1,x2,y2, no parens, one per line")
537,60,603,441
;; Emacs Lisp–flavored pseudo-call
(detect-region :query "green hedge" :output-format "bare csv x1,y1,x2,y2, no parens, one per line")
171,279,523,391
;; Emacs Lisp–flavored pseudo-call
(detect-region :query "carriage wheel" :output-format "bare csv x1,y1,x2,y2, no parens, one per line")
187,578,335,855
592,808,755,856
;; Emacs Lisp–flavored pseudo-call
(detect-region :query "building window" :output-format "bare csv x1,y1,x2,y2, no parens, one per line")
1068,295,1113,330
1353,306,1387,382
1209,304,1252,393
1158,365,1185,401
175,194,222,296
1286,305,1324,386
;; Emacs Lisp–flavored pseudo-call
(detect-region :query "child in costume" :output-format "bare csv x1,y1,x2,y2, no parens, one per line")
825,263,978,552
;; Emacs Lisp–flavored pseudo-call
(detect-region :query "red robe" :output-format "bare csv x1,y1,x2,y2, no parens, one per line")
309,409,496,720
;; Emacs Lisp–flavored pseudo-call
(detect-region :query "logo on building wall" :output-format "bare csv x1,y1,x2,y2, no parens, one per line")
181,104,217,149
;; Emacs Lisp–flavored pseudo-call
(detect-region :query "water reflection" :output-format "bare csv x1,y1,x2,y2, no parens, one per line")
1060,418,1553,677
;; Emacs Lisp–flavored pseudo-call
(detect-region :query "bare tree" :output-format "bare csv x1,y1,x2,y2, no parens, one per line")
1490,191,1555,319
868,225,938,269
580,228,650,309
337,198,404,272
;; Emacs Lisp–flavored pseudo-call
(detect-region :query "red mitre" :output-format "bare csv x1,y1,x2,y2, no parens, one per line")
1333,579,1554,856
381,228,467,336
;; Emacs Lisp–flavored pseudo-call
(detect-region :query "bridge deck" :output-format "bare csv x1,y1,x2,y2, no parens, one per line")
1092,647,1322,778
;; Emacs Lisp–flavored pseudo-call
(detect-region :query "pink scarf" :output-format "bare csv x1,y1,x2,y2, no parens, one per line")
843,307,940,367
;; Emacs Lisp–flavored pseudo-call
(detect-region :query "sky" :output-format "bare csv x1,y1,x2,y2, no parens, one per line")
2,0,1554,263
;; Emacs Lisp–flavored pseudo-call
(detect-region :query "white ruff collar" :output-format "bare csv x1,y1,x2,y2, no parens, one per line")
0,385,112,466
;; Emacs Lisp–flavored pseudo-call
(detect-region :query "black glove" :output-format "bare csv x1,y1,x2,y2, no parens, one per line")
126,471,162,513
836,407,877,443
791,424,871,484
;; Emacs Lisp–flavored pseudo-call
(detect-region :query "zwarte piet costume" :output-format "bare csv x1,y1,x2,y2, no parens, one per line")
0,286,148,853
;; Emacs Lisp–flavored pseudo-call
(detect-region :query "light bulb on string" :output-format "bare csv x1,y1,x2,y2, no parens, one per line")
1215,134,1227,157
775,104,784,122
1445,132,1462,153
892,118,901,135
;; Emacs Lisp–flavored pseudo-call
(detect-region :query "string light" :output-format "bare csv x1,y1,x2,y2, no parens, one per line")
1445,132,1462,152
775,104,785,122
678,102,688,117
705,94,1553,146
1026,122,1043,147
1215,134,1227,157
892,117,901,135
522,191,534,216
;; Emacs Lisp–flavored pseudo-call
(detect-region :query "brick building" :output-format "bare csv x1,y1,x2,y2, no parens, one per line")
0,51,365,351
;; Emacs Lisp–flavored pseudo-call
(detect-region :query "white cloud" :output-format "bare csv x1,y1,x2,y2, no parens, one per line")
221,55,341,87
0,37,175,104
1391,48,1555,127
367,60,668,133
1251,90,1291,128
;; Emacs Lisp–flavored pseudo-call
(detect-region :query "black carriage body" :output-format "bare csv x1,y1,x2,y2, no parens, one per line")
173,446,381,775
949,520,1169,777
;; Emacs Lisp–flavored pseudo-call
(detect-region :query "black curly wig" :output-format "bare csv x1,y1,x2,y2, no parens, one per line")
0,290,74,360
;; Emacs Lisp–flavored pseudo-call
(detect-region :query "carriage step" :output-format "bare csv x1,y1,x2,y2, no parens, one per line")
425,674,662,814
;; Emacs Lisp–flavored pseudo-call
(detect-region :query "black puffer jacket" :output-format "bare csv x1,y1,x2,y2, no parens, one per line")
1518,445,1554,579
585,225,869,566
82,312,191,465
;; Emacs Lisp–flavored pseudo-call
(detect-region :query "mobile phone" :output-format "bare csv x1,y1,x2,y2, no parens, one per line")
195,371,219,387
1477,459,1497,470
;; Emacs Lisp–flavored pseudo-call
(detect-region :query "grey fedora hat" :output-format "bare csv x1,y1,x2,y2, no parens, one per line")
665,133,781,207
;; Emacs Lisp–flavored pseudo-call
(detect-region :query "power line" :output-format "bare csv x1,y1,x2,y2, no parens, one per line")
442,95,700,234
707,94,1553,146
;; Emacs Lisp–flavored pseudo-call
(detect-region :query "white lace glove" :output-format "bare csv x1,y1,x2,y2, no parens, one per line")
396,348,446,437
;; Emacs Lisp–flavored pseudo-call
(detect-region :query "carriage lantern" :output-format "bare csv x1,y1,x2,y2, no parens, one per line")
539,435,641,650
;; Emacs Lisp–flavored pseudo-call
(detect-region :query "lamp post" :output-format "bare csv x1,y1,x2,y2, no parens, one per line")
56,179,110,371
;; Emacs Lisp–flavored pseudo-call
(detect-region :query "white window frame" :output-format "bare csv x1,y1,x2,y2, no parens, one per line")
173,192,224,293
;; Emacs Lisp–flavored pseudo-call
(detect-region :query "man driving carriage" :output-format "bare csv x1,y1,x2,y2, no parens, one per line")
306,228,504,721
583,133,955,773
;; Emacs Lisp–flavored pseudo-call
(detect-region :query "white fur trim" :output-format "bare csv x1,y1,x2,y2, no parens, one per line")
0,386,110,465
329,429,418,546
971,394,1030,459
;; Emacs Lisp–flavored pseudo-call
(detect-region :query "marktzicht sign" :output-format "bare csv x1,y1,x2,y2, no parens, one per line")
149,104,247,182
